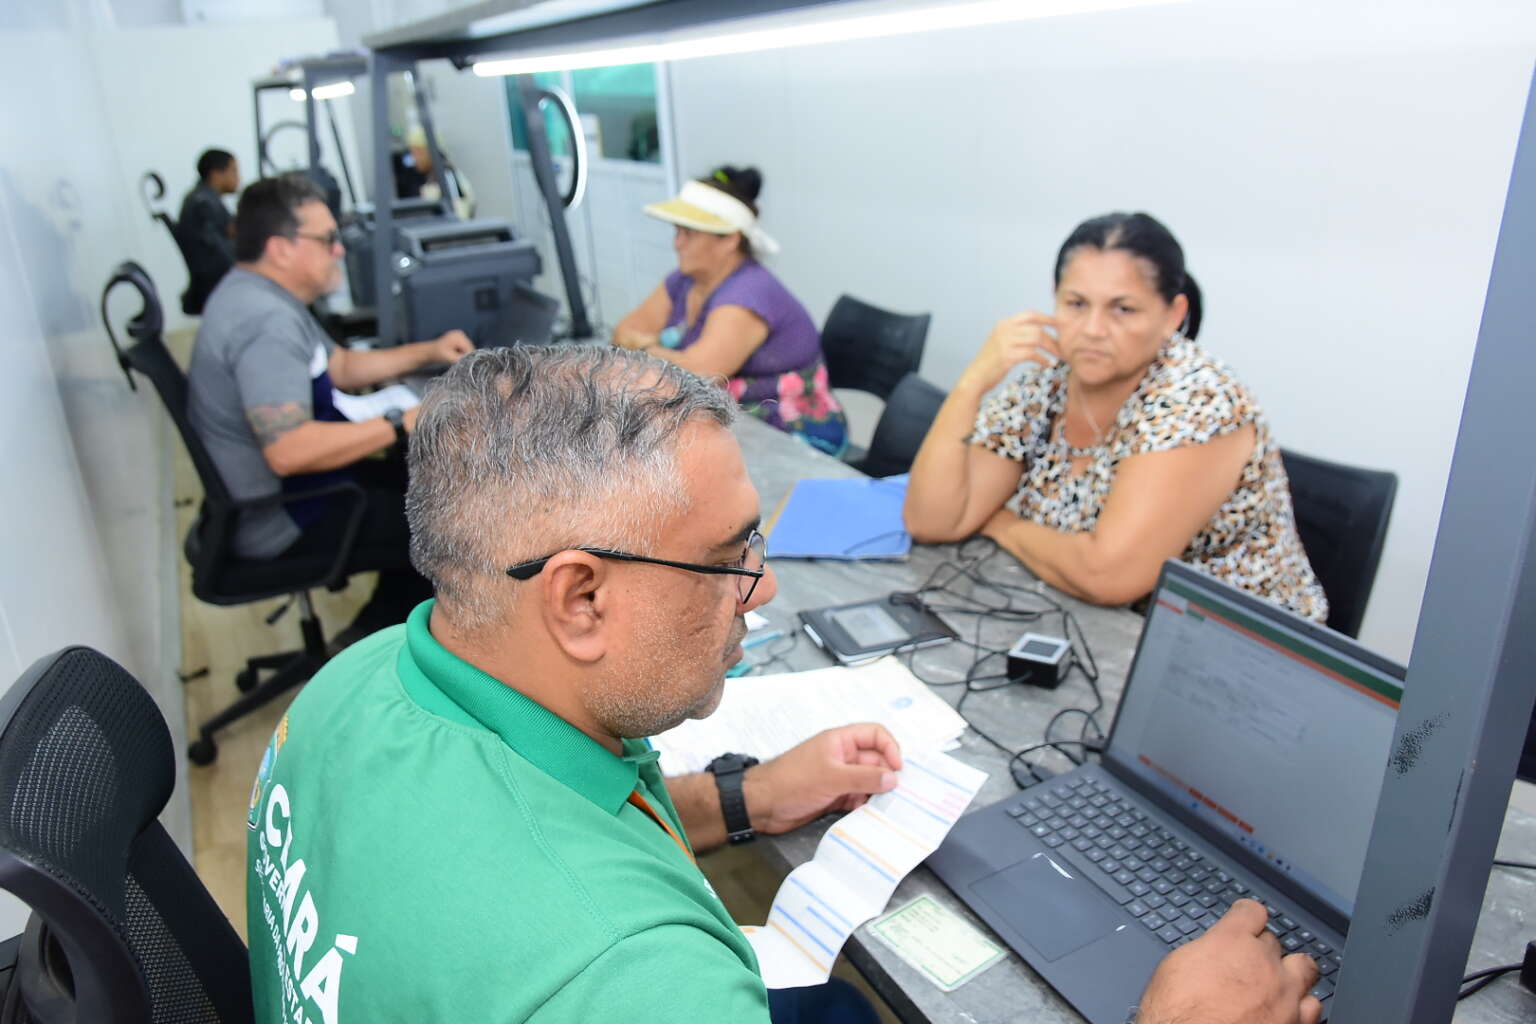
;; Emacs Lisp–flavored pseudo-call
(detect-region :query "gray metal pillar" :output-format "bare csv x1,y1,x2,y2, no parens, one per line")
410,72,453,205
302,66,321,174
326,102,358,209
1336,65,1536,1021
371,52,399,345
253,86,266,177
515,75,592,339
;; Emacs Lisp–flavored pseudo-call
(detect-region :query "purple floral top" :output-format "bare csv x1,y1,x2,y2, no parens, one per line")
663,263,847,456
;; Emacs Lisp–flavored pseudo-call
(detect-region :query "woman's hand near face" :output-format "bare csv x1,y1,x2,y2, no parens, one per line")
960,313,1062,393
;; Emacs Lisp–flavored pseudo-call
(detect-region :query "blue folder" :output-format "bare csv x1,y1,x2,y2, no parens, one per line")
766,474,912,560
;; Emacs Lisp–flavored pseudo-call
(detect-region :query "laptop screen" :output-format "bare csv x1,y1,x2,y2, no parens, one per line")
1105,564,1404,919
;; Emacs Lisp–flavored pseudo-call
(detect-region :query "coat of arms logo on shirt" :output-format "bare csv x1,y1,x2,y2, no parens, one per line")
247,714,290,829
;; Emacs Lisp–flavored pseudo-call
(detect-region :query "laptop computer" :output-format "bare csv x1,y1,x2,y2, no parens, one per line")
927,560,1404,1024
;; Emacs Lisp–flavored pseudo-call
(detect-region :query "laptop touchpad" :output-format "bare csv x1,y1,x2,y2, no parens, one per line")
971,852,1124,962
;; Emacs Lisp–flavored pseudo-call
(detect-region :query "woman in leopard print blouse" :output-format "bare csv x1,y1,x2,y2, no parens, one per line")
904,212,1326,621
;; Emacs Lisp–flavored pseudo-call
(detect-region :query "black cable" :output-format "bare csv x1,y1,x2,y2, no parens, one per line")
1008,739,1100,787
870,541,1107,787
1493,858,1536,870
1458,961,1524,999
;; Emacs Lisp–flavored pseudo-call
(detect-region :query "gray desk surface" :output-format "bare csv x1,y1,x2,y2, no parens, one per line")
728,415,1536,1024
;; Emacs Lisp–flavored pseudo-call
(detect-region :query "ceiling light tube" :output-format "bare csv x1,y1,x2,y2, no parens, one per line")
289,80,357,101
472,0,1181,77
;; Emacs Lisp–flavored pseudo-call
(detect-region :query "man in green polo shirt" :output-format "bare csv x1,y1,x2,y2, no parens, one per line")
247,345,1322,1024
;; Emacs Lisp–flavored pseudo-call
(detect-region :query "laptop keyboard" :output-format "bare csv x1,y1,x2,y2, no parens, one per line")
1005,774,1343,1007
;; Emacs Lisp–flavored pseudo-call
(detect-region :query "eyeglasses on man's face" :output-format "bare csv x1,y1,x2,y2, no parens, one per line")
505,530,767,605
293,228,342,249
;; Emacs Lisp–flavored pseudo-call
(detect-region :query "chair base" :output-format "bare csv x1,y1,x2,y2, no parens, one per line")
187,593,327,766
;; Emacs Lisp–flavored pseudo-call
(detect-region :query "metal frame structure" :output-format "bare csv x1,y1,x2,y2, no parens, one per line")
366,2,1536,1018
1335,65,1536,1021
252,54,375,209
363,0,844,345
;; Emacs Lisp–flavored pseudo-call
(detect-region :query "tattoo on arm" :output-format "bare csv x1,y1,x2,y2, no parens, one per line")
246,402,311,448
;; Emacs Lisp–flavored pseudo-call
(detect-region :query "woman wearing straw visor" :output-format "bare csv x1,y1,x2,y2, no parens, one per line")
614,165,848,456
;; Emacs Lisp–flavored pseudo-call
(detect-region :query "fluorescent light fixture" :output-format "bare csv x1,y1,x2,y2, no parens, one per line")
472,0,1181,77
289,80,356,101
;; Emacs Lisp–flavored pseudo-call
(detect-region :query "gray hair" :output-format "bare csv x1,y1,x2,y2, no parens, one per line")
406,345,737,629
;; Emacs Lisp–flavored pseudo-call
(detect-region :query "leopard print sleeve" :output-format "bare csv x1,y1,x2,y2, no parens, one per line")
1121,340,1258,457
968,365,1065,463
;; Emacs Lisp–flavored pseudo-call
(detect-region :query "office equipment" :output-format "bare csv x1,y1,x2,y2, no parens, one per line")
927,559,1405,1022
850,373,949,478
801,595,957,666
102,262,364,765
742,752,986,989
363,22,596,346
1005,633,1072,688
651,658,969,776
725,410,1534,1023
767,475,911,560
394,219,549,347
1280,448,1397,638
340,196,454,308
0,646,253,1022
822,294,932,402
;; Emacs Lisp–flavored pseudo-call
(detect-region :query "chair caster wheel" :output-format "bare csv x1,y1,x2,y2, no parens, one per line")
188,737,218,765
235,667,258,693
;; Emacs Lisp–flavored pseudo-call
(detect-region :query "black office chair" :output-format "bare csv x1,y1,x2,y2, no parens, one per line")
1280,449,1397,639
821,295,931,402
849,373,948,479
102,262,365,765
0,646,253,1023
140,171,212,318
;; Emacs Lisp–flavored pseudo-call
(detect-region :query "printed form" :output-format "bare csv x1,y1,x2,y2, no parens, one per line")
652,658,969,776
739,751,987,988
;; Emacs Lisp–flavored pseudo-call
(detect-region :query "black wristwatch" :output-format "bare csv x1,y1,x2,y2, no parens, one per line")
706,752,760,844
383,408,407,447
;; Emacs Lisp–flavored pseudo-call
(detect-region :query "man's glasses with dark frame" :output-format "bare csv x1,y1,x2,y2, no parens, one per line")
505,529,767,604
293,229,342,249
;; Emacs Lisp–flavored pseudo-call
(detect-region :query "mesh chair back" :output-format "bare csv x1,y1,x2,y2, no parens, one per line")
1280,449,1397,639
0,647,251,1023
821,295,931,401
854,374,947,479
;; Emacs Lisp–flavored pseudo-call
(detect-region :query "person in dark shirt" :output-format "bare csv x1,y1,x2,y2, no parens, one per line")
177,148,240,314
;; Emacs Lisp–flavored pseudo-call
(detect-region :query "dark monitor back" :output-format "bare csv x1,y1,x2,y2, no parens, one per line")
402,264,556,349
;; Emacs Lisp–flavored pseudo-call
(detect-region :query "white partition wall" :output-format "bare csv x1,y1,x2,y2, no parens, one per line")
0,3,356,938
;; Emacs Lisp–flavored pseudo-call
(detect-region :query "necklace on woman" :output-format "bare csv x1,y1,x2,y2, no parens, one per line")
1062,376,1115,460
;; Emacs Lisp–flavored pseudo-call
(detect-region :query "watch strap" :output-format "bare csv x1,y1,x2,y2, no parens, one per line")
383,408,407,447
707,753,759,844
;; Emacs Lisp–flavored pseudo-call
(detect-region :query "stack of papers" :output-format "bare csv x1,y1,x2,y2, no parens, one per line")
766,475,912,560
651,658,970,776
740,751,988,988
331,383,421,422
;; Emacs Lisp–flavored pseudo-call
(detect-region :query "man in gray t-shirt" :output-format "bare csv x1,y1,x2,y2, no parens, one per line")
187,173,472,643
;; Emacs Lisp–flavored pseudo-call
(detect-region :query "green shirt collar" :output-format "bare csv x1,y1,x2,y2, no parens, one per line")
400,600,657,815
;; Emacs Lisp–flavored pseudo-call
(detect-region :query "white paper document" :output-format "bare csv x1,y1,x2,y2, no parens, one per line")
330,384,420,422
651,658,970,776
739,751,988,988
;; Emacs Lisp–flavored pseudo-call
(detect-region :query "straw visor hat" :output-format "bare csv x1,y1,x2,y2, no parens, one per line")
643,180,780,255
